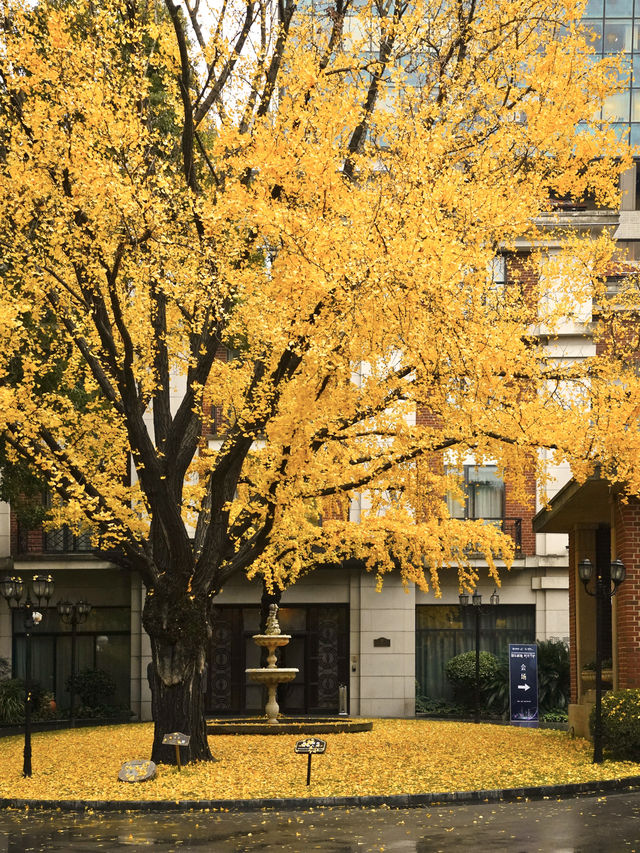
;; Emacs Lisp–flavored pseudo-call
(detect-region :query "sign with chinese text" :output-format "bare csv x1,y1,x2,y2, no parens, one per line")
295,738,327,785
509,643,538,726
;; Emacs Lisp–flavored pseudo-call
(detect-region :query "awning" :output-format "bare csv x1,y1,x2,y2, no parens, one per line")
532,477,612,534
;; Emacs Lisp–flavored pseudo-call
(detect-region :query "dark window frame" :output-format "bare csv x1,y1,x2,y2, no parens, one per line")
446,464,506,521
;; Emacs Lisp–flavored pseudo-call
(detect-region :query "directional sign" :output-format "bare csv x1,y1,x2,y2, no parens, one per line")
509,643,538,727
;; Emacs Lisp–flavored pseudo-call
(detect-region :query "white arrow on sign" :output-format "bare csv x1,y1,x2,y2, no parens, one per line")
517,683,531,691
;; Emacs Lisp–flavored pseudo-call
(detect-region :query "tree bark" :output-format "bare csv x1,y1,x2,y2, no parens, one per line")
143,586,213,764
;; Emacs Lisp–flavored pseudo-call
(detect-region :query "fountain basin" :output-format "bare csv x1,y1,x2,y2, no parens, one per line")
207,716,373,735
251,634,292,647
245,667,298,685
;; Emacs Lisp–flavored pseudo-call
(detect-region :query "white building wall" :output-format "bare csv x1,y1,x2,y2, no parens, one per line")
130,575,153,722
355,573,415,717
0,502,13,663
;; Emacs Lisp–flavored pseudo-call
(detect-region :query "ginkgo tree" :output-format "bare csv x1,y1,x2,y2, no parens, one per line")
0,0,638,762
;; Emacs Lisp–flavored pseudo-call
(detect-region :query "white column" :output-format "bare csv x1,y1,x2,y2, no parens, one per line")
357,573,415,717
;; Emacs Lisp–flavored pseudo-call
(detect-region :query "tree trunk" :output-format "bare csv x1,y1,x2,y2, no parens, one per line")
143,587,214,764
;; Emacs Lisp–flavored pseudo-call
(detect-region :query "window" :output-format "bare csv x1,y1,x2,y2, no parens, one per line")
44,489,94,553
446,465,505,520
488,256,506,287
415,604,535,701
484,256,506,309
12,606,131,710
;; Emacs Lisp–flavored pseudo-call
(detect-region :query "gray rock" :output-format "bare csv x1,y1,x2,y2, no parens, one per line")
118,759,157,783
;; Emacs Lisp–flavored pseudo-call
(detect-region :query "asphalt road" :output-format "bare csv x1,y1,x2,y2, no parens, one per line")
1,790,640,852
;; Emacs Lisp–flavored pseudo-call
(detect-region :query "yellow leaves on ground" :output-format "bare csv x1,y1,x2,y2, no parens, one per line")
0,719,636,803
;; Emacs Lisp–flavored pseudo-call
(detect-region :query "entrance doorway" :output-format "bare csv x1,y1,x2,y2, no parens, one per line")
206,604,349,715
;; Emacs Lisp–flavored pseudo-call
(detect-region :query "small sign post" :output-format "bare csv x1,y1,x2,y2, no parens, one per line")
162,732,191,770
509,643,538,727
295,737,326,785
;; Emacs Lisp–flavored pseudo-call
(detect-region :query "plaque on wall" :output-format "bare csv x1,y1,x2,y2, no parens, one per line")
373,637,391,648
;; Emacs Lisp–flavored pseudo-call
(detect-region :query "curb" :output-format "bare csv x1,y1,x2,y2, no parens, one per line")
206,720,372,735
2,775,640,813
0,717,139,738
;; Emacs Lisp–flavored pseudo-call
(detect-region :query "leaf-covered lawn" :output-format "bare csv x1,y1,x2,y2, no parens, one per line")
0,719,638,803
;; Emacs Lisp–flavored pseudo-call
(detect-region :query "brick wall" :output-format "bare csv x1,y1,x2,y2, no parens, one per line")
10,511,44,556
568,533,578,703
321,495,349,522
613,497,640,689
506,251,539,315
504,469,537,557
203,345,229,436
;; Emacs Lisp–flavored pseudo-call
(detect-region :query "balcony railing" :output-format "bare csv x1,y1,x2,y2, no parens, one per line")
464,517,522,558
15,523,95,556
44,527,93,554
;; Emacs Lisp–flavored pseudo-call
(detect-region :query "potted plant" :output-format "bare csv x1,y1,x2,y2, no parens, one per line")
581,659,613,687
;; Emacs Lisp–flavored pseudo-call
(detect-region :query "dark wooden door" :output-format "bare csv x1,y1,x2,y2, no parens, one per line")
206,604,348,715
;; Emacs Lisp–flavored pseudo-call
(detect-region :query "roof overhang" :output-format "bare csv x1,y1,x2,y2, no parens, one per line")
533,476,612,534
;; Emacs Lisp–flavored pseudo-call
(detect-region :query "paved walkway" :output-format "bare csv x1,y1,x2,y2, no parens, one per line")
1,790,640,851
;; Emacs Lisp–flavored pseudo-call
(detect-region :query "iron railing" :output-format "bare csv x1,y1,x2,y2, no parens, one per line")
464,517,522,557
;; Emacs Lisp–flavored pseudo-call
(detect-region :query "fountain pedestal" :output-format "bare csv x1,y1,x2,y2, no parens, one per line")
246,614,299,724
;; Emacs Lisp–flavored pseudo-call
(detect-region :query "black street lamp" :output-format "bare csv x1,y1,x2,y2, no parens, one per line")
459,588,500,723
57,600,92,725
0,573,55,777
578,556,626,764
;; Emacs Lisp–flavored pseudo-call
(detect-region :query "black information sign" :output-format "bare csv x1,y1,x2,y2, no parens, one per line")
295,738,327,785
509,643,538,727
295,737,326,754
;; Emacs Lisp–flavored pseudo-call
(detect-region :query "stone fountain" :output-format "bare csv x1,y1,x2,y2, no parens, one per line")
245,604,299,725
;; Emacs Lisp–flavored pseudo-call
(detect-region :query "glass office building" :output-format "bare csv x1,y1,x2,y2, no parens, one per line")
585,0,640,146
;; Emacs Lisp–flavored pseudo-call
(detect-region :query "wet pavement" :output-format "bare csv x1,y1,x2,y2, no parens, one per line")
1,791,640,852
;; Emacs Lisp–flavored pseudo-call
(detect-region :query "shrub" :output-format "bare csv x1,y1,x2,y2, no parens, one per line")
0,678,26,724
484,653,510,716
445,650,500,707
415,696,468,717
591,688,640,761
34,691,60,721
540,708,569,724
0,679,59,724
66,668,116,710
537,639,570,712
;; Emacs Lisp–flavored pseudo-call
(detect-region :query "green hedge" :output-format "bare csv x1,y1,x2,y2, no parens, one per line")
65,668,116,708
445,650,500,707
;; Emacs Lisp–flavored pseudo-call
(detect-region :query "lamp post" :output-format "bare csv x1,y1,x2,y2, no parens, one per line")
0,573,54,777
459,588,500,723
578,556,626,764
57,599,92,725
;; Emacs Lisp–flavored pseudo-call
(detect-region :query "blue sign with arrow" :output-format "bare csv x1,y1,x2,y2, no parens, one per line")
509,643,538,726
